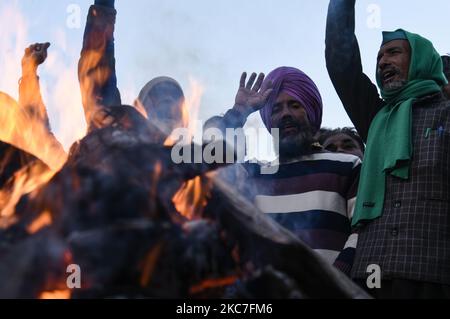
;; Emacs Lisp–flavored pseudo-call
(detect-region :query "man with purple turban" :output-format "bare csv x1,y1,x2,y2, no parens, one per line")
204,67,361,270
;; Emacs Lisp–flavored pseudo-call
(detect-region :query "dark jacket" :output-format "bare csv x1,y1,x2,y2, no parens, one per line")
326,0,450,284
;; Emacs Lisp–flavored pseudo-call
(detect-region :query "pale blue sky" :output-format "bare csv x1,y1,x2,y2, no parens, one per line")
0,0,449,154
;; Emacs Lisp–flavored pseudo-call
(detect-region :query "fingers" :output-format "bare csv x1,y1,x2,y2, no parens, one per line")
239,72,247,88
240,71,270,99
252,73,265,92
240,72,267,91
246,72,257,90
26,42,50,54
34,42,50,52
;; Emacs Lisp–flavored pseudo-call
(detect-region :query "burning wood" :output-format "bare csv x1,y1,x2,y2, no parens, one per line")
0,105,369,299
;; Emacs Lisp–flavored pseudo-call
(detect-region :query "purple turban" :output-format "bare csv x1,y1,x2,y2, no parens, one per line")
260,67,323,134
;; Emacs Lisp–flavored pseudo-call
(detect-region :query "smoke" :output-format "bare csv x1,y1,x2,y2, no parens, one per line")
0,1,28,99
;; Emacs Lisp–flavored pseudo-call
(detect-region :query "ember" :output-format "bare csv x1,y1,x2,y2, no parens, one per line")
39,289,71,300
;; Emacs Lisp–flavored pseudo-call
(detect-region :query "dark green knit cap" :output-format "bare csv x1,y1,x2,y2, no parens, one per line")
381,30,407,46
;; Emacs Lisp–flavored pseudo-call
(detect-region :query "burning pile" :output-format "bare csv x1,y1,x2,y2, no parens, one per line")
0,103,369,299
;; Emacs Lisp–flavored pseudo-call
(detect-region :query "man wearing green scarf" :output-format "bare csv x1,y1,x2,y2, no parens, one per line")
326,0,450,298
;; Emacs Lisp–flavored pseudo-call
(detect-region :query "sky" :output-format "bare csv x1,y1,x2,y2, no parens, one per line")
0,0,449,158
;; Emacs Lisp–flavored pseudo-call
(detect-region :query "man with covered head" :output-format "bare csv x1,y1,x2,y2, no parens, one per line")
78,0,185,141
205,67,361,269
326,0,450,298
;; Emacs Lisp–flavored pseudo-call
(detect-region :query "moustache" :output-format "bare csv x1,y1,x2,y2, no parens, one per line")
278,118,312,135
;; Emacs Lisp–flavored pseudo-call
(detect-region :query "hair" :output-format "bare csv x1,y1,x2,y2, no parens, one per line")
318,127,365,153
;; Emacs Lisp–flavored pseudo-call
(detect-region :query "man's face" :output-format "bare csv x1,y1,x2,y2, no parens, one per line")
323,133,364,159
377,40,411,91
271,91,314,159
142,83,185,135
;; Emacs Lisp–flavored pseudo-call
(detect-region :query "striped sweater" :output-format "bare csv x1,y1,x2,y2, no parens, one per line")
243,152,361,271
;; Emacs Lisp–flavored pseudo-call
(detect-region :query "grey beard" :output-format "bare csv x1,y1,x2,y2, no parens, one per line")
275,130,315,161
383,79,408,91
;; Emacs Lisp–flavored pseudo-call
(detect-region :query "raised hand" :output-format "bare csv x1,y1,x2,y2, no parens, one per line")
234,72,273,117
21,42,51,75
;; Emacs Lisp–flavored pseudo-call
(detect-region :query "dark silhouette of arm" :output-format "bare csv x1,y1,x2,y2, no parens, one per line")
78,0,121,131
325,0,384,142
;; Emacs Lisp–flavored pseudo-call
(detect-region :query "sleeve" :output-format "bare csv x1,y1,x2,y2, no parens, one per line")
78,4,121,131
334,232,358,276
19,75,51,131
325,0,384,142
333,158,361,276
203,109,248,142
202,109,248,166
17,74,67,170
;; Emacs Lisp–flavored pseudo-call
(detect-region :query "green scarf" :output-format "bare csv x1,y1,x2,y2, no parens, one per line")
352,29,448,228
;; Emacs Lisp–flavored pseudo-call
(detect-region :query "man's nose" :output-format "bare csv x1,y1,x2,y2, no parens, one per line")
279,104,294,118
378,55,390,71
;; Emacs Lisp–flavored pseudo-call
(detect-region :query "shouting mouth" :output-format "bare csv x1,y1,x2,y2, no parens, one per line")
381,68,399,86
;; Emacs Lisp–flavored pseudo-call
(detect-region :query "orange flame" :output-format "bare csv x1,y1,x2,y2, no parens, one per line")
169,78,211,219
39,290,71,300
0,92,67,171
190,275,238,295
172,177,212,221
78,48,111,129
0,160,55,221
140,242,164,287
0,3,74,169
27,210,53,234
164,77,204,146
184,77,204,139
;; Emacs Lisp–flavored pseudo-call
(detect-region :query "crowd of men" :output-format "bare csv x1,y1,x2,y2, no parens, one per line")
1,0,450,299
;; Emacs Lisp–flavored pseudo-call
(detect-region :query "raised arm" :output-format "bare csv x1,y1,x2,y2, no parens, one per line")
78,0,121,131
19,43,51,131
18,43,67,170
325,0,384,141
203,72,273,140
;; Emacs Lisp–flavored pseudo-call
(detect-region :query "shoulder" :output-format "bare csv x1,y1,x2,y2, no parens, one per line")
415,92,449,108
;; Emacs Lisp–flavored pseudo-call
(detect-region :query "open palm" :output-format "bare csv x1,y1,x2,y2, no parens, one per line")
235,72,273,115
